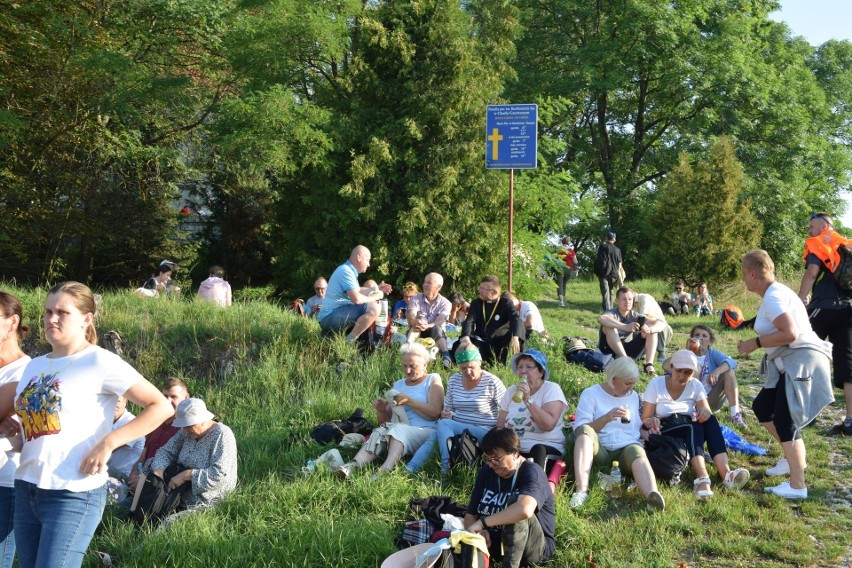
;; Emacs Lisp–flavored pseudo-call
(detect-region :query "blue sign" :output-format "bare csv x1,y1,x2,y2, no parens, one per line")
485,104,538,169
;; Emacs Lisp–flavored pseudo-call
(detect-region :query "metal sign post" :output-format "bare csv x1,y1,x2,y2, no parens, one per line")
485,104,538,292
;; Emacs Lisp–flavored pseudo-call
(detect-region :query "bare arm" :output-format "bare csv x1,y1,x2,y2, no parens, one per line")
737,312,798,355
466,494,538,534
641,401,660,434
526,400,566,432
395,381,444,421
797,263,820,306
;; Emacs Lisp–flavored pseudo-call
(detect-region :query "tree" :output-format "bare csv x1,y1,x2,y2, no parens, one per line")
644,137,761,287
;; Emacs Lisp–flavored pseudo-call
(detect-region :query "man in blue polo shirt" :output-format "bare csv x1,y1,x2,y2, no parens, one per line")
318,245,393,343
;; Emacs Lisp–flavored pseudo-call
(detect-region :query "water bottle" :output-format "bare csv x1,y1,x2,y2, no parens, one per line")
512,380,526,403
301,460,315,476
610,461,622,497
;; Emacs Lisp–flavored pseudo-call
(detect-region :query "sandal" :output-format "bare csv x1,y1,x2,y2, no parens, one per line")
693,476,714,499
644,362,656,375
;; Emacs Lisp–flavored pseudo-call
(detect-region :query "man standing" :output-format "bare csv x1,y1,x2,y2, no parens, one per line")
556,237,576,307
407,273,453,368
304,277,327,318
593,232,622,311
318,245,393,343
598,286,665,375
797,212,852,436
456,275,524,365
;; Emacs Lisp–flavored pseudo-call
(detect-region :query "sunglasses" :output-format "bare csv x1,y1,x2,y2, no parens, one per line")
812,213,832,224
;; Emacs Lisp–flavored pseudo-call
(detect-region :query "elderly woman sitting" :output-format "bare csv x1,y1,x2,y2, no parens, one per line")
498,350,567,471
642,350,750,499
406,345,506,475
570,357,665,510
338,342,444,477
150,398,238,512
464,428,557,568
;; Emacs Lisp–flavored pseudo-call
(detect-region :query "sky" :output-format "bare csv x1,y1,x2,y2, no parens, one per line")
770,0,852,225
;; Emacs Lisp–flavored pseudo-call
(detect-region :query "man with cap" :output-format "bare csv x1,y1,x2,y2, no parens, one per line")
406,273,453,368
598,286,666,375
593,231,623,311
797,212,852,436
317,245,393,344
151,398,238,511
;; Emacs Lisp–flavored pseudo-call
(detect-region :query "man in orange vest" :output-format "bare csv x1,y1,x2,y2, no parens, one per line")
798,212,852,437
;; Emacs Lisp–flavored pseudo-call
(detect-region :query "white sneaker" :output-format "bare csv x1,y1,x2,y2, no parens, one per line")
337,463,354,479
646,490,666,511
723,468,750,490
766,458,790,477
764,481,807,500
569,491,588,509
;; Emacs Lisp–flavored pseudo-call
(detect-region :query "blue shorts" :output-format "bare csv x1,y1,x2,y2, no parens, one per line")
319,303,368,333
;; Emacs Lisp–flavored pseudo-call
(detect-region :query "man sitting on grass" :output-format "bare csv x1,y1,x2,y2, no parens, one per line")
406,272,453,368
598,286,666,375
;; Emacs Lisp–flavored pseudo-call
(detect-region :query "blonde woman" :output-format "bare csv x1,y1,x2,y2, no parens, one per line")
1,282,172,568
570,357,665,510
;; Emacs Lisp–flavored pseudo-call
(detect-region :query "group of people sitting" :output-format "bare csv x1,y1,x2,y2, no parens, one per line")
305,245,548,369
665,280,714,317
136,261,233,307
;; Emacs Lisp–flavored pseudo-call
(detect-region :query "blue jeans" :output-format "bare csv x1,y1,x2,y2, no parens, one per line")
318,303,368,333
0,486,15,568
14,480,107,568
407,419,490,473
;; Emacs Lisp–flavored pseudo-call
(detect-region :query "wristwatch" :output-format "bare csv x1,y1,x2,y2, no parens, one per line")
480,516,489,529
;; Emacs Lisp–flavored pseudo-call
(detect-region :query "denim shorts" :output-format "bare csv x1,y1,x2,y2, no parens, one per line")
318,303,368,332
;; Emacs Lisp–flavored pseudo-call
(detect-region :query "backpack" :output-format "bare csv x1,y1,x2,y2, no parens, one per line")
310,408,375,445
720,304,745,329
644,434,689,486
593,244,611,278
831,244,852,290
447,430,482,469
130,463,189,525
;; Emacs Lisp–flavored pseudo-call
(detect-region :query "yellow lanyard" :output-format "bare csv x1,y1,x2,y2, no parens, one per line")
482,300,499,327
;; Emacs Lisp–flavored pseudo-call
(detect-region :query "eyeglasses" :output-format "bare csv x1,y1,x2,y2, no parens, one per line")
484,454,508,465
315,287,326,292
515,365,539,371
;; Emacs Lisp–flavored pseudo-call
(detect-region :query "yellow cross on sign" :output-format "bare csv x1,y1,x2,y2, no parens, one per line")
488,128,503,160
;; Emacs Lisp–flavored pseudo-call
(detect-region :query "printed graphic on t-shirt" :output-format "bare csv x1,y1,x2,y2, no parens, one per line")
510,410,534,439
16,372,62,441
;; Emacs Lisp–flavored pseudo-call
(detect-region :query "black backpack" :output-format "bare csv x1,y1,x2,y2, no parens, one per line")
644,434,689,485
310,408,374,444
130,463,190,525
447,429,482,469
832,244,852,290
593,244,611,278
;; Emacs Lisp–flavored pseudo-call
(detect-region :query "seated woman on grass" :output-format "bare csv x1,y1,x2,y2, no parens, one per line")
570,357,665,511
662,324,746,428
464,428,556,568
690,282,714,316
337,342,443,478
642,350,750,500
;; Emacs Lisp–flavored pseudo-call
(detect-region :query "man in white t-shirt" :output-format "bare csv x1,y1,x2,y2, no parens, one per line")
598,286,666,375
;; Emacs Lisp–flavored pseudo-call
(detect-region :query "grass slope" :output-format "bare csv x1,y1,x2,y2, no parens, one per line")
3,278,850,567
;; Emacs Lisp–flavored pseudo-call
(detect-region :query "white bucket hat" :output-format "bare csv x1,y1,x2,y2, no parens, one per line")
172,398,215,427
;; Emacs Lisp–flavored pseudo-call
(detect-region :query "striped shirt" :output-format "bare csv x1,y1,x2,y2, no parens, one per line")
444,370,506,428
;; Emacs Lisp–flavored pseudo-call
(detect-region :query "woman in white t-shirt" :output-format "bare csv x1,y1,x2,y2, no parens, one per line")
0,292,32,568
570,357,665,511
0,282,172,568
498,350,568,472
642,350,750,500
737,249,828,500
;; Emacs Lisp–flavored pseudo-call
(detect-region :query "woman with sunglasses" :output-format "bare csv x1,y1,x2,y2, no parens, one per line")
642,350,750,500
464,428,556,568
570,357,665,510
497,350,567,474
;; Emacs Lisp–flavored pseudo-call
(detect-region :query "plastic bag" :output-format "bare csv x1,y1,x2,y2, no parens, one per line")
720,424,768,456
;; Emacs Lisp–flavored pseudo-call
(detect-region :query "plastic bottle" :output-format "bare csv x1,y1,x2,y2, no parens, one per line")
610,461,622,497
512,380,526,403
301,460,315,476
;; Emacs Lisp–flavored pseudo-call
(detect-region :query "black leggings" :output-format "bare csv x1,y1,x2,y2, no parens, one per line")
661,415,726,459
523,444,562,471
752,373,800,443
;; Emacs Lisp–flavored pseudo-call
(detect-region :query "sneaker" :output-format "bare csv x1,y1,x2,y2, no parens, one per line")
646,490,666,511
559,301,565,307
336,463,354,479
764,481,807,500
766,458,790,477
731,413,747,428
829,419,852,436
569,491,589,509
442,355,453,370
724,468,750,490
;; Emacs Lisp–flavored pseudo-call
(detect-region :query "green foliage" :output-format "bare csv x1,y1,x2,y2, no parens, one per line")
643,137,762,288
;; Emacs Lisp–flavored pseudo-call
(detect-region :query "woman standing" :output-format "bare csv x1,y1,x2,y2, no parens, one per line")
737,250,834,500
0,292,31,568
4,282,172,568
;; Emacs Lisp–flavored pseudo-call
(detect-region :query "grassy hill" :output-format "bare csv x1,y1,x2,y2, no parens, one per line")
3,277,850,567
